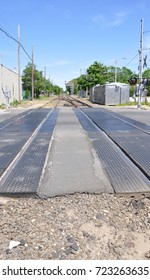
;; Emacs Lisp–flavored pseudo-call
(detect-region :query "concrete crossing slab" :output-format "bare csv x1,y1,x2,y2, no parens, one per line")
38,108,113,197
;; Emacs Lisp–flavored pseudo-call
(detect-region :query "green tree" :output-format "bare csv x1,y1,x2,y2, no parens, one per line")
77,75,87,91
77,61,108,92
87,61,108,87
53,85,62,95
107,66,116,82
70,60,136,95
66,85,71,94
22,62,62,98
119,67,133,83
107,66,133,83
45,79,53,95
143,68,150,78
22,62,33,92
142,68,150,95
34,70,44,97
22,63,43,98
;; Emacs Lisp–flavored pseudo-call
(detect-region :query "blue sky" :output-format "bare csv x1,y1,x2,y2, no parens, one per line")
0,0,150,89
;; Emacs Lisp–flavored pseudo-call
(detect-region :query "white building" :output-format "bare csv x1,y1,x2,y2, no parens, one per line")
0,64,22,105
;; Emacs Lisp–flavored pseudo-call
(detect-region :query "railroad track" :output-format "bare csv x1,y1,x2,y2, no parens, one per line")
48,94,92,108
65,95,92,108
0,95,86,182
0,95,149,197
74,106,150,198
81,108,150,179
0,107,58,193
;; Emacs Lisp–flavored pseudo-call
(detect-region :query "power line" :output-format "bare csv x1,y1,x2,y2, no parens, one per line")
0,26,32,61
125,53,139,67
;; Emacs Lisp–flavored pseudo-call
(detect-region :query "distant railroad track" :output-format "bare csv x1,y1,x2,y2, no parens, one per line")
49,94,92,108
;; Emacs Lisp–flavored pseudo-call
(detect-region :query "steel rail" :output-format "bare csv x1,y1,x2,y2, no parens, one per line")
0,99,57,131
74,108,150,198
81,107,150,181
99,107,150,136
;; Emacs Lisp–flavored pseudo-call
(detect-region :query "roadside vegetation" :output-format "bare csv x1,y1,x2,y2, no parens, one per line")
0,103,6,109
67,61,150,98
22,62,63,99
10,100,21,107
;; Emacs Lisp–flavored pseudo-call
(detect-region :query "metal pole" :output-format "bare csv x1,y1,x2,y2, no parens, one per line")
18,25,21,102
115,60,117,82
44,66,46,94
138,18,144,109
32,46,34,100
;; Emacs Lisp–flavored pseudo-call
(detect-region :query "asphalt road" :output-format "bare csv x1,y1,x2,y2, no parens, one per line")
0,108,27,122
108,107,150,125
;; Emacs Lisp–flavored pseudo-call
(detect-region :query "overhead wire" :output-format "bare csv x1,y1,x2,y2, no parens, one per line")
124,53,139,68
0,26,32,61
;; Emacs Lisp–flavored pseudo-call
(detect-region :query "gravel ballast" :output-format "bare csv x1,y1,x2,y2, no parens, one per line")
0,193,150,260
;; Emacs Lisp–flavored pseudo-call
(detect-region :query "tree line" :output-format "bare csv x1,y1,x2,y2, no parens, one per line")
67,61,150,96
22,61,150,98
22,63,63,98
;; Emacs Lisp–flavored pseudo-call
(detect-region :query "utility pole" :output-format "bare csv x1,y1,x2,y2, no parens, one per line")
1,53,2,87
1,52,3,65
115,60,117,82
44,66,46,94
138,18,144,109
18,25,21,102
32,46,34,100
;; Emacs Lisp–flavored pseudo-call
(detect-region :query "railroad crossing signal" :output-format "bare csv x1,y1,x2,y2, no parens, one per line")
142,78,150,86
128,77,137,85
128,77,150,87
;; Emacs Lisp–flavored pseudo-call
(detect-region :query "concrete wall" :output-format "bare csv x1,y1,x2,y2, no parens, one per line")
0,64,22,105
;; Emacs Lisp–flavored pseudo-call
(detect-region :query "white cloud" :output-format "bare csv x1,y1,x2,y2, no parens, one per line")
107,12,128,27
92,14,105,24
92,11,129,28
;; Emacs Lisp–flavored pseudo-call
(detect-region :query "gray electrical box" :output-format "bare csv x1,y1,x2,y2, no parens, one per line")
89,82,129,105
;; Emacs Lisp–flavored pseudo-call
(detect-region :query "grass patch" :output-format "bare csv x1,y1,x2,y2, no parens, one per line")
10,100,21,107
141,100,150,106
117,100,150,107
0,103,6,109
36,94,51,100
116,101,137,106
